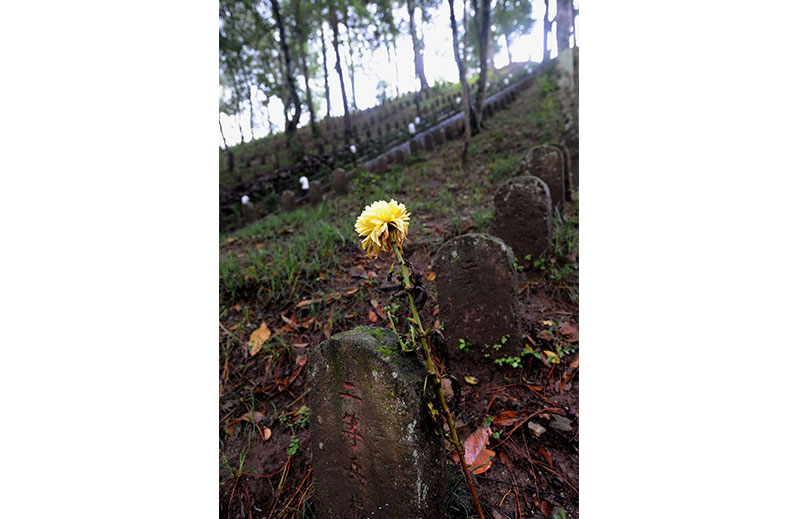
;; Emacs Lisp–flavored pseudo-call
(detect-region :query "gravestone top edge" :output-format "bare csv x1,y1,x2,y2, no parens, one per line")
432,232,516,273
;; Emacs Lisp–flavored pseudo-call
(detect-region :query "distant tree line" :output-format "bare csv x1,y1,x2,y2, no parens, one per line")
219,0,578,156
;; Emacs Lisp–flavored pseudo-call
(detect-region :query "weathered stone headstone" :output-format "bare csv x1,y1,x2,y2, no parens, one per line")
493,176,553,262
376,155,389,174
309,181,323,205
242,202,258,223
393,148,406,164
409,138,420,155
423,133,434,151
281,190,296,211
520,145,566,211
332,168,348,195
433,234,522,363
552,142,573,201
309,327,445,519
433,128,445,146
444,124,454,140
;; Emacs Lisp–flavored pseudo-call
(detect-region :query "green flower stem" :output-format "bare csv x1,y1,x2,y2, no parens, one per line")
392,243,485,519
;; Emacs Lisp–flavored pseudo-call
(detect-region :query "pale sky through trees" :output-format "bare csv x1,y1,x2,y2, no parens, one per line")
219,0,579,147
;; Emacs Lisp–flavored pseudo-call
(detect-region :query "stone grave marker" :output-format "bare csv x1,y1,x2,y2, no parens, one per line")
281,190,296,211
309,327,446,519
493,176,553,262
520,145,566,211
433,234,522,363
552,143,573,201
241,201,258,224
309,181,323,205
393,148,406,164
376,155,389,175
409,138,420,155
332,168,348,195
423,133,434,151
444,124,454,140
433,128,445,146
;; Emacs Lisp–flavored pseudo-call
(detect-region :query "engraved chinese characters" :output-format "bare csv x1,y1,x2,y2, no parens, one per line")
309,327,445,519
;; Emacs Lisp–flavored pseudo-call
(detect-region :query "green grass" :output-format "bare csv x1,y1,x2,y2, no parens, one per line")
531,72,566,143
220,67,563,312
220,156,442,307
219,199,353,306
487,153,519,184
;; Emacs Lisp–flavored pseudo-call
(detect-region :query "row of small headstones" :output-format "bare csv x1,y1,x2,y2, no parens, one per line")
229,91,460,173
230,65,534,174
305,144,575,519
239,75,534,222
314,64,532,144
231,93,465,177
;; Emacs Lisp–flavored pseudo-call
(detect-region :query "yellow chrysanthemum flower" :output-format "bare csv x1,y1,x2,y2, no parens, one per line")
354,199,411,257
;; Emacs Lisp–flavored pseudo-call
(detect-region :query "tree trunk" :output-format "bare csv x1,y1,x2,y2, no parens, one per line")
556,0,570,57
220,115,235,173
472,0,490,129
329,7,352,143
299,41,320,138
247,86,255,141
572,4,578,95
488,31,495,70
542,0,550,62
345,22,358,111
320,22,331,119
392,37,401,98
236,110,245,144
294,0,319,138
383,34,398,99
505,31,513,64
270,0,303,158
406,0,429,91
463,0,469,72
219,113,229,150
447,0,476,164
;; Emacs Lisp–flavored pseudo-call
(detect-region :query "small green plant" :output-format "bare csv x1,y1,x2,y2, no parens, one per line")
494,356,522,368
533,257,548,271
481,416,494,427
287,435,300,456
297,405,310,428
458,338,471,352
491,336,508,350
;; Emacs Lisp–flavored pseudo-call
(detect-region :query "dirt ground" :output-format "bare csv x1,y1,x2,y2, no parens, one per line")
219,76,579,519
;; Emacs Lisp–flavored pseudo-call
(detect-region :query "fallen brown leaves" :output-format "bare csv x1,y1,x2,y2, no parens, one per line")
248,322,272,356
452,426,495,475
